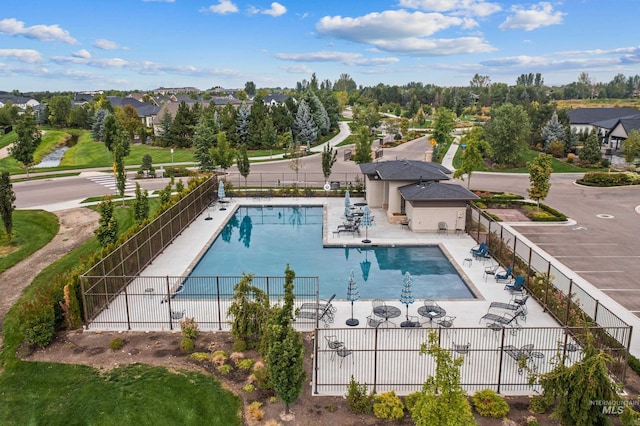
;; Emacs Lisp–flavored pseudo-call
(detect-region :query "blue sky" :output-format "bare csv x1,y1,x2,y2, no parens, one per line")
0,0,638,92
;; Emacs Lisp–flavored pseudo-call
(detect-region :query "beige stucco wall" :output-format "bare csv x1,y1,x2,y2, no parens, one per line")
406,203,467,232
365,176,385,208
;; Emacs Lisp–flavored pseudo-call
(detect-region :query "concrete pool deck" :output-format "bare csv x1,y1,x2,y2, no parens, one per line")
125,195,559,331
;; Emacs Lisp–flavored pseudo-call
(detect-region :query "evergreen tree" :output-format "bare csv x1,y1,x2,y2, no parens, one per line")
353,126,373,164
261,115,278,159
307,91,330,136
94,196,118,247
411,332,476,426
580,130,603,165
171,101,195,148
113,130,128,205
10,106,41,178
91,108,109,141
321,144,337,180
102,114,118,152
0,171,16,240
140,154,155,176
247,95,267,148
541,112,566,150
159,180,173,205
235,102,250,146
192,113,217,172
133,182,149,225
236,145,250,187
156,110,173,147
528,153,553,207
623,129,640,164
212,131,236,171
319,91,340,131
293,100,317,150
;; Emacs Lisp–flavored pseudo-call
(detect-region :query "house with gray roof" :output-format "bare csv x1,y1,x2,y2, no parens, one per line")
359,160,478,232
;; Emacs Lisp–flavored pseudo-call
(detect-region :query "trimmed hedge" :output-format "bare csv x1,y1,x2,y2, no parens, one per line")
577,171,640,187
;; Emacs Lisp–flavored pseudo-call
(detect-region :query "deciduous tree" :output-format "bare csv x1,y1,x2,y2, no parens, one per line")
528,153,553,207
47,95,71,127
623,129,640,165
353,126,373,164
236,145,250,187
133,182,149,225
321,144,337,180
453,127,490,189
10,106,41,178
193,113,216,172
211,131,236,172
0,171,16,240
94,196,118,247
484,103,530,166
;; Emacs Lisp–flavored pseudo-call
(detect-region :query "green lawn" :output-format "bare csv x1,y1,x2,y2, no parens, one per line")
0,210,59,273
0,199,242,425
0,363,242,426
0,131,17,150
452,147,592,173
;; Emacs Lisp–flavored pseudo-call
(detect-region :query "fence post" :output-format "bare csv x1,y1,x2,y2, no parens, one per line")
124,283,131,330
564,279,574,326
543,262,551,313
166,276,174,331
216,276,222,331
497,328,506,394
313,329,320,394
512,237,517,267
373,327,379,390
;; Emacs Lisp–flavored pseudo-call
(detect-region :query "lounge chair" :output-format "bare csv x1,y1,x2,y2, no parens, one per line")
470,242,487,256
495,267,513,282
489,295,529,315
335,223,360,236
503,344,534,374
505,275,525,292
296,300,335,327
479,308,526,328
300,294,337,313
472,245,489,260
438,222,448,235
483,262,500,280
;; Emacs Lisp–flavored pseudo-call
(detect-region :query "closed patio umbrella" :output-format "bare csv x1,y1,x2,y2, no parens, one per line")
400,272,415,325
344,190,351,218
346,270,360,326
218,181,227,210
360,206,372,244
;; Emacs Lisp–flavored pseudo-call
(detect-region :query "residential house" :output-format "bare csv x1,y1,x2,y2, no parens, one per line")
359,160,479,232
566,107,640,155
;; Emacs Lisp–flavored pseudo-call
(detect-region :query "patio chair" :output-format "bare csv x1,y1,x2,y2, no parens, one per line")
503,344,535,374
366,315,383,328
504,275,525,292
483,262,500,280
324,335,344,360
470,241,487,256
372,299,385,311
452,342,471,363
436,315,456,329
479,308,526,329
170,309,185,320
336,346,353,368
472,244,489,260
489,295,529,315
438,221,448,235
495,267,513,283
300,294,337,313
296,301,335,327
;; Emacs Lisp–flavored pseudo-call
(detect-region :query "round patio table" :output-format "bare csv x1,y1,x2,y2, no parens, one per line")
373,305,401,326
418,305,446,326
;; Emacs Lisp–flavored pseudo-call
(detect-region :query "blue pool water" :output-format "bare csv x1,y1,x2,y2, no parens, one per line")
185,206,475,300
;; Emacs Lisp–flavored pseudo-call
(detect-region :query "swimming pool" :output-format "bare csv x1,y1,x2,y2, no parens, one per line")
184,206,475,300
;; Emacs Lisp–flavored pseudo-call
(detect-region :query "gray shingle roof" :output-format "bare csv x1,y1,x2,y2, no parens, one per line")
359,160,451,181
398,181,479,201
566,107,639,125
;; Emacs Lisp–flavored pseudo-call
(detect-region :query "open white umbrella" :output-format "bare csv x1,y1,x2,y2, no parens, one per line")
346,270,360,326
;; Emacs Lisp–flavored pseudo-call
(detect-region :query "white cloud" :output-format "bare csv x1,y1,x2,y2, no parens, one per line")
51,55,129,68
205,0,238,15
0,49,43,63
0,18,77,44
499,2,565,31
374,37,495,56
261,2,287,17
281,64,313,74
275,51,399,66
317,10,464,42
398,0,502,17
94,39,127,50
72,49,92,59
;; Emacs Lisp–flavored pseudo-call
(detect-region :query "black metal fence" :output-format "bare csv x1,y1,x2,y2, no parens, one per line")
82,275,318,331
314,325,630,395
80,177,218,323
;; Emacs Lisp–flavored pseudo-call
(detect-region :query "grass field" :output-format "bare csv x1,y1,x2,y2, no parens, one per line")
0,198,241,426
553,98,640,110
0,210,59,273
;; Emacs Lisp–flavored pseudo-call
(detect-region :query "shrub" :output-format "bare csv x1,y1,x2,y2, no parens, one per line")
229,351,245,363
179,317,200,339
237,358,255,370
252,362,272,389
189,352,210,362
218,364,232,375
242,384,255,393
529,395,548,414
232,339,247,352
211,351,228,367
472,389,510,418
18,295,56,348
109,338,125,351
247,401,264,421
404,391,422,412
346,375,374,414
526,416,541,426
629,354,640,376
179,337,195,353
547,140,565,158
373,391,405,420
269,396,278,403
621,403,640,425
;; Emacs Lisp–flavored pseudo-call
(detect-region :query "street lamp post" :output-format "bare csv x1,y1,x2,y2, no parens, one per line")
170,148,174,167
